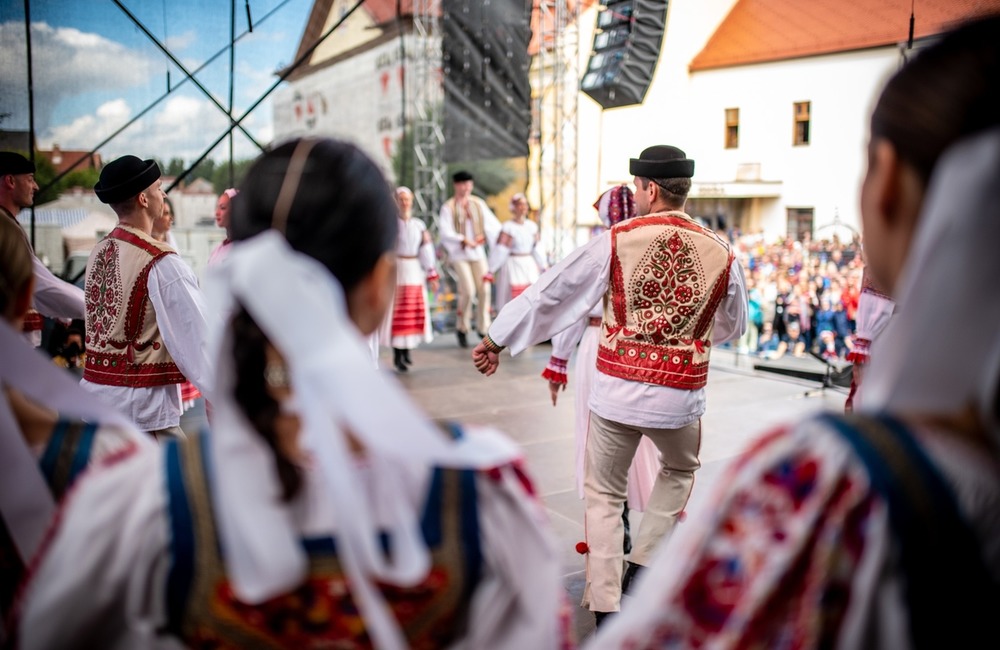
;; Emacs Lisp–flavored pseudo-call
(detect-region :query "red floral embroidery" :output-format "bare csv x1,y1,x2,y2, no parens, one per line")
627,231,706,344
85,242,122,347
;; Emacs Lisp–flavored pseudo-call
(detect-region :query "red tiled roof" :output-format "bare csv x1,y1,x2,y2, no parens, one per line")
690,0,1000,71
39,148,102,175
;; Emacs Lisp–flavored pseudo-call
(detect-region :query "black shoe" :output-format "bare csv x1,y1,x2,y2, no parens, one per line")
476,330,485,340
456,331,468,348
594,611,616,628
393,348,408,372
402,349,413,366
621,561,644,596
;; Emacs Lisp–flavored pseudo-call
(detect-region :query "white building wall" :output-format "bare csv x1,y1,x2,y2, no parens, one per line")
687,47,902,241
272,37,409,182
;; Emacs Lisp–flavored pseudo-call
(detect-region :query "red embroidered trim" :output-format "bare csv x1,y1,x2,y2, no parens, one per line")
108,226,171,257
22,312,44,332
596,342,710,389
84,350,185,387
693,248,735,339
541,368,568,384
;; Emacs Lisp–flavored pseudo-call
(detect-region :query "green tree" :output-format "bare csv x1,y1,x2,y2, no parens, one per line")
392,120,520,199
210,158,256,194
165,157,185,177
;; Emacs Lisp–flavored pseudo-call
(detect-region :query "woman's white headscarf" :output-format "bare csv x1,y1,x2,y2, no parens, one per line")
0,323,149,562
862,127,1000,443
203,141,521,649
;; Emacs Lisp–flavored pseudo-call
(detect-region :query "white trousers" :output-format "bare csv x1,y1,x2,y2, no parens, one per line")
452,257,491,334
581,411,702,612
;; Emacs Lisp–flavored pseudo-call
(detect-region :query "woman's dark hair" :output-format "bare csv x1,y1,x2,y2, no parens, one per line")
872,14,1000,184
230,139,398,292
228,139,399,501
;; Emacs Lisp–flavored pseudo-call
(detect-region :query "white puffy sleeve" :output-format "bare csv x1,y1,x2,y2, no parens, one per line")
711,256,749,345
449,459,571,650
15,447,180,650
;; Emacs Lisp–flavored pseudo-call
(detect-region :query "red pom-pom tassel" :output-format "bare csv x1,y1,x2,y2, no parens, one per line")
575,541,589,554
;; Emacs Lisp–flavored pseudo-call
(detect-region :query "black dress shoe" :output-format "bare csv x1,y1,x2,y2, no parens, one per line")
456,331,468,348
393,348,408,372
594,611,616,628
621,561,644,596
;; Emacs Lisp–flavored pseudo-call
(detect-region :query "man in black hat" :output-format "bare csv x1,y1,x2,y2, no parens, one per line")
0,151,85,345
80,155,212,439
437,170,502,347
472,145,748,624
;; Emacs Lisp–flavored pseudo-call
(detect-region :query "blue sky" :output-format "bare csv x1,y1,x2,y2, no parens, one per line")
0,0,312,163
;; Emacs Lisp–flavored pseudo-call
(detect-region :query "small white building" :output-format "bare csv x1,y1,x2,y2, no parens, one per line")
575,0,998,244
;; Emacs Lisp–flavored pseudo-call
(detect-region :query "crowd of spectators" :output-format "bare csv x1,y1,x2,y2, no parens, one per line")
725,229,864,363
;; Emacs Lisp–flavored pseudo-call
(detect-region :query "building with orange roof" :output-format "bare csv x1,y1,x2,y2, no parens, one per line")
572,0,999,245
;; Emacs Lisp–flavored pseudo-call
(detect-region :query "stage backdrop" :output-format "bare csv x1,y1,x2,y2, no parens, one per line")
442,0,533,162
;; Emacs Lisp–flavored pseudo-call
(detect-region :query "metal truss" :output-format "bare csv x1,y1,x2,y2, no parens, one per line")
533,0,580,262
410,0,447,228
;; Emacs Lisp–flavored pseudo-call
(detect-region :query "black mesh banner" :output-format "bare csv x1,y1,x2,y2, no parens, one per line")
442,0,532,162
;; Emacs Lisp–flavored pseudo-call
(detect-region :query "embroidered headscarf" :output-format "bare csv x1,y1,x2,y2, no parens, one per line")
204,139,523,650
862,127,1000,444
595,184,636,228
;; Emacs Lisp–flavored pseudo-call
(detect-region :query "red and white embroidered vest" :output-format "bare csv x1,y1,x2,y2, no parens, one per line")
83,225,185,387
597,212,734,390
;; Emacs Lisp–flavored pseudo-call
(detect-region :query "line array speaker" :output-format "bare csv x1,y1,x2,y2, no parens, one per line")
581,0,670,109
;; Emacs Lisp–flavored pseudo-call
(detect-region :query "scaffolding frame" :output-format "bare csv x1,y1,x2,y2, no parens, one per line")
534,0,580,262
410,0,447,227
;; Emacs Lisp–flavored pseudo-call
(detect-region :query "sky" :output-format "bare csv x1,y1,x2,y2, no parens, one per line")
0,0,313,164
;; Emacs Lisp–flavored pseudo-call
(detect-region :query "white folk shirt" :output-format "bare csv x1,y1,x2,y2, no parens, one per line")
488,219,546,273
80,254,213,431
437,197,501,263
489,228,748,429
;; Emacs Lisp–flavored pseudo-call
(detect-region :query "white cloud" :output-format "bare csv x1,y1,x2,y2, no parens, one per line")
3,20,279,164
40,92,272,164
165,30,196,52
0,21,155,131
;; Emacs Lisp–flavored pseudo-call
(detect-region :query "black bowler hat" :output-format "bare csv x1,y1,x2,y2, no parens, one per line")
0,151,35,176
452,170,474,183
94,155,161,204
629,145,695,179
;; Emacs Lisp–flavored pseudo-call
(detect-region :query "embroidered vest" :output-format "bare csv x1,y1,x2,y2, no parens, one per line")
445,197,485,239
597,212,734,389
83,226,184,387
1,420,97,618
164,433,482,650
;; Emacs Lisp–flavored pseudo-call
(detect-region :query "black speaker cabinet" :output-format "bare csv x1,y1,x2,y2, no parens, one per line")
581,0,669,109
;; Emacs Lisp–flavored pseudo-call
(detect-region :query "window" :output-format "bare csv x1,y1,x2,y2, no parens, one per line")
787,207,814,241
725,108,739,149
793,101,810,146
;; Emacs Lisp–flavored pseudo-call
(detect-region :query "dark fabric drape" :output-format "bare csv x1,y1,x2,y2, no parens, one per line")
442,0,532,162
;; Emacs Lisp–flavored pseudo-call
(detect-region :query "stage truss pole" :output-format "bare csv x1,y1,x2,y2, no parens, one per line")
411,0,446,229
534,0,580,262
